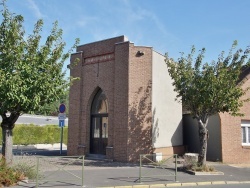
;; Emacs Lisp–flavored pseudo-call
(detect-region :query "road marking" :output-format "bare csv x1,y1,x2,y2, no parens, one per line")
197,182,211,185
182,182,197,186
212,181,226,185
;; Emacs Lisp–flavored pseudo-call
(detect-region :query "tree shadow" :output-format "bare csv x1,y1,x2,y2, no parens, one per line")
127,81,156,162
152,108,159,146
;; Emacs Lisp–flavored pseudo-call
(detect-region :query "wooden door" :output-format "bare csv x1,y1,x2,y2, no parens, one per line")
90,116,108,155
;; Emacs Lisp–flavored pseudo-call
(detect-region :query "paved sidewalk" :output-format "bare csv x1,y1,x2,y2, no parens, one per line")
6,149,250,188
15,160,250,188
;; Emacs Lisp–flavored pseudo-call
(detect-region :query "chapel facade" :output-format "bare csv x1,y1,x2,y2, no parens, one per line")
67,36,184,162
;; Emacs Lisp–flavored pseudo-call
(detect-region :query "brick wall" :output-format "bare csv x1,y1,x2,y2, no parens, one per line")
127,45,153,162
112,42,130,161
68,52,82,155
220,74,250,163
77,36,127,57
81,61,116,153
68,36,127,157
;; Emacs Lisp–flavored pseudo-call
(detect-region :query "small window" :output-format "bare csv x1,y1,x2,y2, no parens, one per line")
241,120,250,146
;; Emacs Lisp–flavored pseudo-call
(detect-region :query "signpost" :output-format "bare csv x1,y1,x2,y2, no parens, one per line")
58,104,66,155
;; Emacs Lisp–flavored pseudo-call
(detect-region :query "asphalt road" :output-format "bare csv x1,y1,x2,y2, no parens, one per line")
0,114,68,126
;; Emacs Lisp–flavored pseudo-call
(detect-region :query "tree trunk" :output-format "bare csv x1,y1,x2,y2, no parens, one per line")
2,127,13,165
1,112,20,165
197,118,208,166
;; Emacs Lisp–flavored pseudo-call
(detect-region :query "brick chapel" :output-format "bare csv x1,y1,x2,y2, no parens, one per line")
67,36,184,162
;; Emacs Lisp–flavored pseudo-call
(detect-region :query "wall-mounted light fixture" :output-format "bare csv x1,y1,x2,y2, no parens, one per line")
136,51,145,57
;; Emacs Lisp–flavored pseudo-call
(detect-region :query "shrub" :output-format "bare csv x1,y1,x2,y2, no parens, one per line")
0,153,43,186
190,163,215,172
183,154,197,170
183,154,215,172
0,156,25,187
0,124,68,145
12,153,41,180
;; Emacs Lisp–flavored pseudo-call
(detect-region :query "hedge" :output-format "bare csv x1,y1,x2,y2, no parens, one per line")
0,124,68,145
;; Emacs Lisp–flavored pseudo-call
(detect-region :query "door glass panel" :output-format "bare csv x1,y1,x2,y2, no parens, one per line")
102,117,108,138
92,118,100,138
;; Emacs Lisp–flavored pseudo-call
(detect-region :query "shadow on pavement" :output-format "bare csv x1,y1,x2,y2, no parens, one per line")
13,149,67,156
11,148,139,168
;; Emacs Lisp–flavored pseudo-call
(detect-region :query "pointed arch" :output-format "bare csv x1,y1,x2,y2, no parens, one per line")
91,89,108,114
89,88,108,155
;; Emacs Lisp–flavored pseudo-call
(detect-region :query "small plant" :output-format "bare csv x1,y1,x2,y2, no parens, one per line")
191,163,215,172
0,156,24,187
182,154,215,172
0,153,43,186
12,153,42,180
12,163,36,180
183,154,197,170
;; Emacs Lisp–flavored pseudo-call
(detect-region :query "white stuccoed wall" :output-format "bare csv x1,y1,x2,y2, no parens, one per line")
152,51,183,148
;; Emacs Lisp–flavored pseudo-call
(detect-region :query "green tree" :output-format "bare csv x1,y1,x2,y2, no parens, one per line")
165,41,250,166
34,88,69,116
0,1,79,164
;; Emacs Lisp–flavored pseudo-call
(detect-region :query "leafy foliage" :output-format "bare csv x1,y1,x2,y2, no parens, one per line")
165,41,250,165
35,89,69,116
166,41,250,119
0,2,79,117
0,0,79,163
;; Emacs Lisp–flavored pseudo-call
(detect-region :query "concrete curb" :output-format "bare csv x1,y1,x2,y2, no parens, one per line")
185,170,224,175
97,181,250,188
2,143,68,150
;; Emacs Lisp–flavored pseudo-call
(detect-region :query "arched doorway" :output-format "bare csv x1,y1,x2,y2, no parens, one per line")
90,89,108,155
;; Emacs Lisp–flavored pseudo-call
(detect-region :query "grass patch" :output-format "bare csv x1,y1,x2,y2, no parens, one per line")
189,163,215,172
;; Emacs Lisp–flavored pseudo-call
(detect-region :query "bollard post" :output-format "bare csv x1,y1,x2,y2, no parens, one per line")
139,155,142,183
175,154,177,182
82,156,84,187
36,157,39,188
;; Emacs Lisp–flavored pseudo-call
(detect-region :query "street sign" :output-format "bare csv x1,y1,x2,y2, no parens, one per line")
58,113,66,120
59,119,65,154
59,119,65,127
59,103,66,113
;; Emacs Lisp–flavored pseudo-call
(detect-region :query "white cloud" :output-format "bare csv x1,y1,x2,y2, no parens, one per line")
113,2,181,49
26,0,43,19
76,16,99,27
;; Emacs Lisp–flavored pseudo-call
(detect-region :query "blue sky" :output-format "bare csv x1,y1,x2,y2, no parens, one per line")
4,0,250,73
